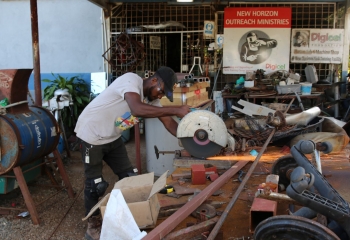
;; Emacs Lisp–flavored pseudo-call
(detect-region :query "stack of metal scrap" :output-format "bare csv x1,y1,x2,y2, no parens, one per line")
227,106,325,151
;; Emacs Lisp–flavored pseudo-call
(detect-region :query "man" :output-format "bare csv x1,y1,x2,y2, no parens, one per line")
293,31,308,47
240,32,277,64
74,66,191,240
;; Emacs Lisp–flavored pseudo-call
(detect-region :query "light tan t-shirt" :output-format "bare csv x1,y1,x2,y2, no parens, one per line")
74,73,160,145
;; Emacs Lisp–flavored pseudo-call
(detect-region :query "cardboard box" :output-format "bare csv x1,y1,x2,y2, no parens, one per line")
83,171,168,229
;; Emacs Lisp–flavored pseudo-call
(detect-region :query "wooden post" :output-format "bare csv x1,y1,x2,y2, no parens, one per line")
13,166,40,225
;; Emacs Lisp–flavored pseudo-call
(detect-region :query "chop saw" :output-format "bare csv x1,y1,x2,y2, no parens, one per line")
154,110,235,161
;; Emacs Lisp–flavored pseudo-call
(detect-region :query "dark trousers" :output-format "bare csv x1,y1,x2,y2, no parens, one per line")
80,137,134,216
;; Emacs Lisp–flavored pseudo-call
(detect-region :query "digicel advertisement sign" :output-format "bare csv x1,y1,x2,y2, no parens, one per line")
224,7,291,28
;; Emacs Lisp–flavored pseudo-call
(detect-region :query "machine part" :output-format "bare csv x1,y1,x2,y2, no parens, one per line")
291,118,349,153
294,140,316,154
255,189,298,205
292,207,317,219
191,204,217,220
177,110,228,158
286,140,350,239
289,166,315,193
0,106,60,175
285,107,321,126
180,138,222,159
254,215,340,240
271,155,298,190
316,141,333,154
154,145,177,159
266,110,286,127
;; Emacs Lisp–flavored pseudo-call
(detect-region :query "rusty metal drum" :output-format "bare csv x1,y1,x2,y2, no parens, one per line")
0,106,59,175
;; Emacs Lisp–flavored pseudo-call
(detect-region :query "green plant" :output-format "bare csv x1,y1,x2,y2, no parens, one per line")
42,73,91,131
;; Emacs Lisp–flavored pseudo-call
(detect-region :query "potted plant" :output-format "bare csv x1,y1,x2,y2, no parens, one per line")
42,73,91,135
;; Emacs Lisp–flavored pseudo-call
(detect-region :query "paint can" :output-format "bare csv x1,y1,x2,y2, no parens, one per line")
301,82,312,95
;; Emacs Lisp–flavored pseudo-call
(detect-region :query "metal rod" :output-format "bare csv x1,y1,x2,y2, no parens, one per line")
1,160,47,178
35,187,67,206
47,185,84,239
143,160,248,240
255,190,298,205
2,101,28,108
284,98,295,114
135,123,141,174
207,128,276,240
53,149,75,198
0,207,27,212
30,0,42,106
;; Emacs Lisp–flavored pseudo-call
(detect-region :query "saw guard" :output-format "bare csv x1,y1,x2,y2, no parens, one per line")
177,110,228,148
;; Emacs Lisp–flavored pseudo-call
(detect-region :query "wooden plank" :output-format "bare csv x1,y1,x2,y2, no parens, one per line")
186,92,209,107
160,97,184,106
173,88,207,98
163,216,219,240
173,82,210,93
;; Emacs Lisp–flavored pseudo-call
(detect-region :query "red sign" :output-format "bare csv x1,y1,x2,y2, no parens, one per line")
224,7,291,28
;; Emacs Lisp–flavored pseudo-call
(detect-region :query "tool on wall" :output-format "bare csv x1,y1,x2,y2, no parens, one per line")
189,57,203,76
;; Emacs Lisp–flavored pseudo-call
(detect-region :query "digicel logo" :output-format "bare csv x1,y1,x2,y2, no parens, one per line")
311,33,341,43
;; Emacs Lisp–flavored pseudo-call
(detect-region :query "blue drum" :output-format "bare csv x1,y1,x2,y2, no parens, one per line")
0,106,59,175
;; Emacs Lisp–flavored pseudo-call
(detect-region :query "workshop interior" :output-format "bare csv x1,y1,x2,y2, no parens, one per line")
2,0,350,239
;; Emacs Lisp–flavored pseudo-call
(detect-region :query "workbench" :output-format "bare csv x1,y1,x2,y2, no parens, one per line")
148,144,350,239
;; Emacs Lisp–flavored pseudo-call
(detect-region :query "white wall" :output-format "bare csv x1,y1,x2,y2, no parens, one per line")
0,0,103,73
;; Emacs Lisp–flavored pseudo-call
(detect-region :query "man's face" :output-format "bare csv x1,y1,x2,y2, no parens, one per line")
247,33,259,51
146,80,165,101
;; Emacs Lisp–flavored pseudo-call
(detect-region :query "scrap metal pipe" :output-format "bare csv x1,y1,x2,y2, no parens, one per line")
30,0,42,106
207,128,276,240
143,160,248,240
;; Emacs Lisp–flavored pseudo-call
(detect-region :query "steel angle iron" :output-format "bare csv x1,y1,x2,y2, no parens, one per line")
177,110,234,159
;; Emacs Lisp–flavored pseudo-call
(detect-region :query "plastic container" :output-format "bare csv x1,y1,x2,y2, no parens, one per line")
276,84,301,94
301,82,312,95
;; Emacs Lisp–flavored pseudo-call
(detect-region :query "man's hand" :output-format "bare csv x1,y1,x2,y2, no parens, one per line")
175,105,191,118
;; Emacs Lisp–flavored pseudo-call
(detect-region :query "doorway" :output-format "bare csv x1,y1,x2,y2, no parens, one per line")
166,34,181,73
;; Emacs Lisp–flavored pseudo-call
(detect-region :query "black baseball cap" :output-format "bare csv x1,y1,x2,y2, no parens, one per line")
156,66,177,102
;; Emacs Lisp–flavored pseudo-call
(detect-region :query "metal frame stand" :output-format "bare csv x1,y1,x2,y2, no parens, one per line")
11,149,75,225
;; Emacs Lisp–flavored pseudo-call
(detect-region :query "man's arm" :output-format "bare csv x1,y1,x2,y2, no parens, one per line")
124,92,190,118
158,116,178,137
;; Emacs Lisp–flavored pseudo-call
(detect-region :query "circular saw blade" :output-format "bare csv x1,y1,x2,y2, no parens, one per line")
180,137,222,159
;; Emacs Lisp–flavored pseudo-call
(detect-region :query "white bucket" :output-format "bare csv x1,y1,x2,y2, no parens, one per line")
300,82,312,95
